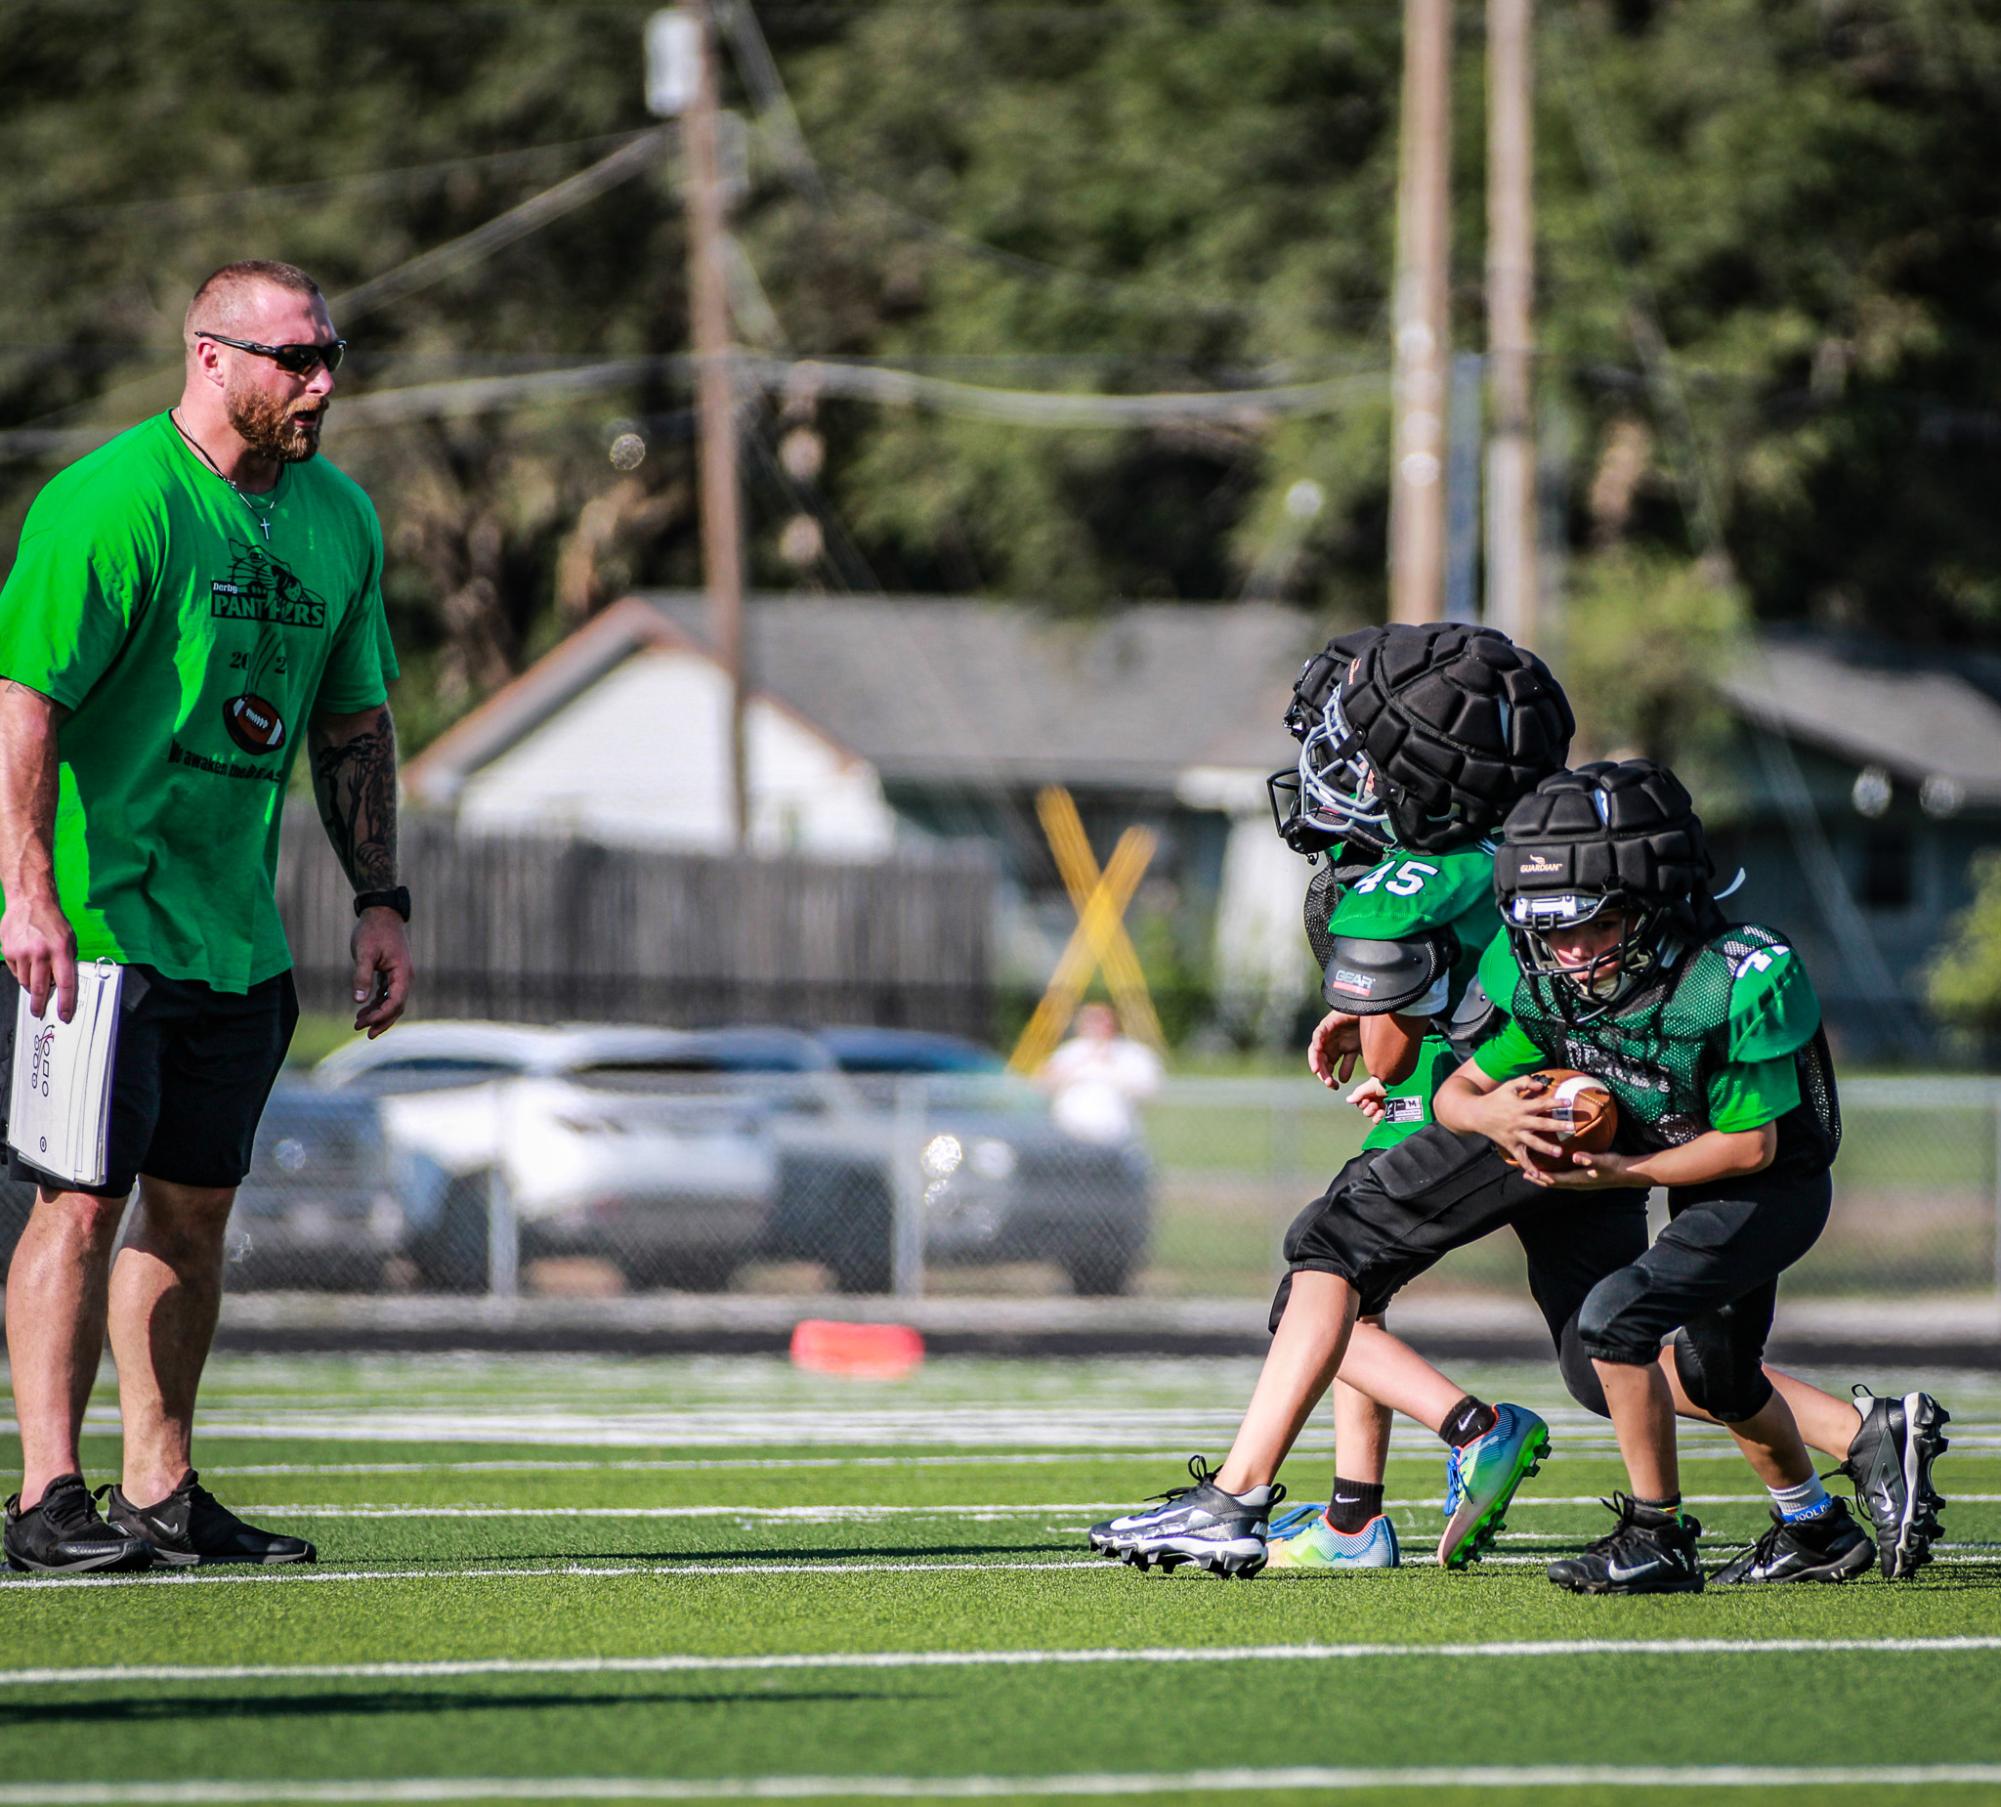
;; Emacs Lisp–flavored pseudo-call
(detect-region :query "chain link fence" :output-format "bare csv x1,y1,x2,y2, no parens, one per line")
0,1063,1995,1303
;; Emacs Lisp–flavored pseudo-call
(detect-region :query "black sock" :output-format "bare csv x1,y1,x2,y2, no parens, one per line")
1630,1493,1683,1525
1326,1479,1384,1534
1438,1395,1498,1449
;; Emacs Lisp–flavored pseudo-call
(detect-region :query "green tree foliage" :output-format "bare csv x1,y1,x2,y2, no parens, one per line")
1557,549,1747,805
1928,852,2001,1037
2,0,1999,749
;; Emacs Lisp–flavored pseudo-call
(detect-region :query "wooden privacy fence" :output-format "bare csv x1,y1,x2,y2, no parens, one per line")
276,816,997,1035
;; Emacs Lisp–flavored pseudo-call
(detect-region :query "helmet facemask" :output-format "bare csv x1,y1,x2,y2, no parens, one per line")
1297,690,1391,840
1506,890,1670,1024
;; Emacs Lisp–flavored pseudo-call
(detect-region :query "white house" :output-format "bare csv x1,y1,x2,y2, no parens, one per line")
403,592,1328,1011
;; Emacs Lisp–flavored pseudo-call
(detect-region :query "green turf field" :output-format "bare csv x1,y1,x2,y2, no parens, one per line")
5,1351,2000,1805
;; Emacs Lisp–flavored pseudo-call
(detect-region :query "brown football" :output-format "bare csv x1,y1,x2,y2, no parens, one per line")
1517,1067,1618,1173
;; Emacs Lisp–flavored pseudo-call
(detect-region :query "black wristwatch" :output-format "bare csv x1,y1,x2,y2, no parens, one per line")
353,886,412,921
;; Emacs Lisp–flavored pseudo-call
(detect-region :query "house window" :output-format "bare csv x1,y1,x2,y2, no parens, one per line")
1860,826,1913,911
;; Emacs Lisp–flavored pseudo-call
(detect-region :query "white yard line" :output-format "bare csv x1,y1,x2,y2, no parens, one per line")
9,1550,1999,1595
215,1494,2001,1518
182,1454,1204,1478
107,1442,2001,1477
31,1410,1996,1454
5,1766,2001,1804
5,1636,1999,1689
0,1558,1118,1593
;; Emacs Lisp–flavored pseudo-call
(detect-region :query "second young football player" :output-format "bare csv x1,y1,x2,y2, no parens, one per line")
1436,760,1949,1591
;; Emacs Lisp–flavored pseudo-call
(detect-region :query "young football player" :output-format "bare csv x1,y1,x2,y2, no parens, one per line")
1092,620,1603,1575
1436,760,1949,1591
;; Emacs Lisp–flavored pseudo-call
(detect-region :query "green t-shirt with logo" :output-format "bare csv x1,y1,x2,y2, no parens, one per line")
1320,840,1500,1151
0,412,399,993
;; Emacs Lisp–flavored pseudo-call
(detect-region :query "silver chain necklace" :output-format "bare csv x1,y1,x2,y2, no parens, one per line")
170,409,281,541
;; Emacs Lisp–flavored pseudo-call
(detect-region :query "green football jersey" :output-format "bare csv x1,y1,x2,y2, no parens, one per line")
0,413,400,993
1472,922,1839,1177
1318,839,1500,1151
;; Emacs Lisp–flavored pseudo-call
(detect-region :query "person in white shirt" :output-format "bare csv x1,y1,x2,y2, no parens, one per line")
1041,1003,1163,1143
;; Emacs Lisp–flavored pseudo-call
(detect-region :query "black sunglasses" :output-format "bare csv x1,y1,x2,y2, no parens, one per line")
199,331,346,375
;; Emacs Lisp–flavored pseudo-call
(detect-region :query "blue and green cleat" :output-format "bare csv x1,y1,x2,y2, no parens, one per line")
1263,1503,1400,1571
1437,1402,1549,1567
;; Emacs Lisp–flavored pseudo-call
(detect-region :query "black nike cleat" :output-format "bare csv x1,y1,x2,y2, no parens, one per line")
1547,1493,1703,1596
1087,1456,1283,1578
1712,1497,1874,1585
4,1474,153,1575
1839,1389,1950,1581
101,1471,316,1567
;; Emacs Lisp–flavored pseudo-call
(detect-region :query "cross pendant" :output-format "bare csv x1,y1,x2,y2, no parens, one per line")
257,517,271,542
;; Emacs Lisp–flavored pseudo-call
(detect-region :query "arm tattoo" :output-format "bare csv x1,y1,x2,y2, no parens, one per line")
310,707,399,894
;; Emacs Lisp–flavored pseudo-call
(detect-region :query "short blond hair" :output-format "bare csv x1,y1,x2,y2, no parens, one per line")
185,260,323,345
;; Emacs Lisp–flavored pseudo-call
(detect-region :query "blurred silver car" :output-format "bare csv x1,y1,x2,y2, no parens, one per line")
314,1022,790,1290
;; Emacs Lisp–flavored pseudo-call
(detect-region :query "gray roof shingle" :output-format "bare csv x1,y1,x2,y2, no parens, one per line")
1717,632,2001,806
639,592,1317,788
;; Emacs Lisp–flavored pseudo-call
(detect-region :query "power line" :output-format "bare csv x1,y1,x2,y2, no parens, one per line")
0,130,659,228
331,129,668,321
0,129,671,444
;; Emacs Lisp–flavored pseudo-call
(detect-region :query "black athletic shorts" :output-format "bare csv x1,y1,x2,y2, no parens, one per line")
1273,1124,1651,1356
0,964,299,1198
1575,1167,1832,1421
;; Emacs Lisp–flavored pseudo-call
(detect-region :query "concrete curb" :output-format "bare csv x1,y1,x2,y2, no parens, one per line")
181,1290,2001,1367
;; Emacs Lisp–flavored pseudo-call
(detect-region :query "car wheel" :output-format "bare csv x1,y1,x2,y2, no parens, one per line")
414,1171,492,1293
1063,1251,1136,1297
617,1254,741,1293
826,1173,893,1294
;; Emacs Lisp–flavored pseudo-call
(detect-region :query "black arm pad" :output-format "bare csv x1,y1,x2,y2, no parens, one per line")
1443,976,1500,1061
1321,931,1454,1015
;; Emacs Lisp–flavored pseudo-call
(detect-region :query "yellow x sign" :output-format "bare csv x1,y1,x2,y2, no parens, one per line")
1007,787,1166,1073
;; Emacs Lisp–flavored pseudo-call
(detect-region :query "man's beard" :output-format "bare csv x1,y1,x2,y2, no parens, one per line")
225,379,324,463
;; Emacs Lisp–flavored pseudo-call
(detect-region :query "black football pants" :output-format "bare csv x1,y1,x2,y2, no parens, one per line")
1271,1124,1652,1417
1574,1168,1832,1423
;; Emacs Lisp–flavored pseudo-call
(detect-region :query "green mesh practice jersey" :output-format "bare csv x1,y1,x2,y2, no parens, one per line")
1473,922,1840,1178
1317,839,1500,1151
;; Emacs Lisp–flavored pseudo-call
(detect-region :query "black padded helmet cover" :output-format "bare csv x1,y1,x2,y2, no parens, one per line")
1496,759,1714,919
1337,623,1574,852
1284,627,1383,744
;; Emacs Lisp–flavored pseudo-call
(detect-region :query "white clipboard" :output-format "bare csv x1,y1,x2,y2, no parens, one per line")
8,959,123,1188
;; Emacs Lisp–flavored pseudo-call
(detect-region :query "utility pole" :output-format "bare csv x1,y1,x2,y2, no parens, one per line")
1389,0,1453,625
1485,0,1536,643
649,4,748,846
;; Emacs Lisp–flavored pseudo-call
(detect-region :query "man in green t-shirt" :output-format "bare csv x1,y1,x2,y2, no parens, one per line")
0,260,411,1575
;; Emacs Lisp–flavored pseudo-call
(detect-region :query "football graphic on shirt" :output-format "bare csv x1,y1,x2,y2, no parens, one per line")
223,691,287,755
1513,1067,1618,1173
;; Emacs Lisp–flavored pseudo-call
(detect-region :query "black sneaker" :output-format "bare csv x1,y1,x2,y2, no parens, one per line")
1547,1494,1704,1595
1712,1497,1874,1585
101,1471,316,1567
4,1474,153,1575
1838,1389,1950,1581
1087,1456,1283,1578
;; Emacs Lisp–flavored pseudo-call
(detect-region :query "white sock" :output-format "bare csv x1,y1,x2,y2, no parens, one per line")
1771,1474,1832,1523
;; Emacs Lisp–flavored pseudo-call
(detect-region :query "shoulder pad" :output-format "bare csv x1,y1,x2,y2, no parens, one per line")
1476,927,1523,1010
1444,976,1500,1059
1719,931,1821,1061
1322,931,1454,1016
